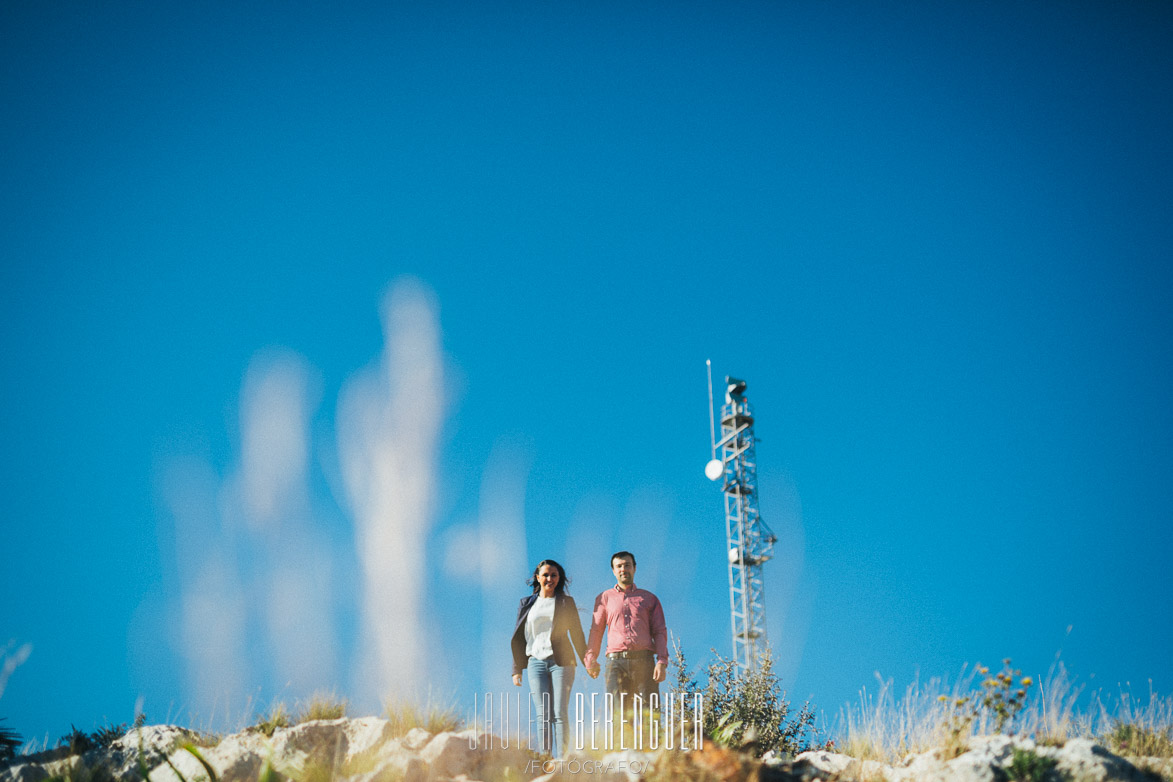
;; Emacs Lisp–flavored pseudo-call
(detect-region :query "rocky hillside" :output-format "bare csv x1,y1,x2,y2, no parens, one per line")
1,719,1169,782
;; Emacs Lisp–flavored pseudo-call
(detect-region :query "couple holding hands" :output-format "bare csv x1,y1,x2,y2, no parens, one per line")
509,551,668,756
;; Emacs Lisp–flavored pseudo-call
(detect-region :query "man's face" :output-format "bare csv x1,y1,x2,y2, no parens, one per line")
612,555,635,586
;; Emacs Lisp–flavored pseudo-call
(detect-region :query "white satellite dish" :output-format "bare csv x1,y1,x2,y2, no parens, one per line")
704,459,723,481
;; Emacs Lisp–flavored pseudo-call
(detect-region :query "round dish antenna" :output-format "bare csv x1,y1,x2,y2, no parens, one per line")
705,459,724,481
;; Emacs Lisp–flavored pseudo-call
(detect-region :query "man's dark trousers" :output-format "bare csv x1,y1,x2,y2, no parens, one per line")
604,651,657,708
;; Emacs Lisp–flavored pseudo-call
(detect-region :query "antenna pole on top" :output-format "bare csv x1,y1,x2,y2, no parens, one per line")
706,359,716,457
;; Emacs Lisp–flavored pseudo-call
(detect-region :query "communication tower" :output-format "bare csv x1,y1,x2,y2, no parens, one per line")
705,362,777,675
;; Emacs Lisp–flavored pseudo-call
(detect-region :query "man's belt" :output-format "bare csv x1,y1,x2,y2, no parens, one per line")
606,650,654,659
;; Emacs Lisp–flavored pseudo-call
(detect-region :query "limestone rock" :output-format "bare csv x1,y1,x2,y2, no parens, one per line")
271,717,348,763
9,719,1167,782
148,731,269,782
342,717,397,764
0,762,50,782
402,727,434,751
795,749,863,776
1043,738,1164,782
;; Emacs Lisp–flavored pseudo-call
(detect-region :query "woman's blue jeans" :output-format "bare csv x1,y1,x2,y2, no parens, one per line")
526,657,575,756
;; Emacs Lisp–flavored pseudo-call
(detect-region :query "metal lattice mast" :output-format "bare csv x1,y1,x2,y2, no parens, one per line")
706,368,777,675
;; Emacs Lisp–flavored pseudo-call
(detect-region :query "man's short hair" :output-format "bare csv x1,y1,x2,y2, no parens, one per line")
610,550,636,567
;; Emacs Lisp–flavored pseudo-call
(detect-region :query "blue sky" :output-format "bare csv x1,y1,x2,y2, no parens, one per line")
2,0,1172,747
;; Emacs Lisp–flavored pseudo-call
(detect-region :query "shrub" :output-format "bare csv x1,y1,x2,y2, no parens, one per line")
91,721,128,749
672,643,818,758
978,660,1033,734
60,725,95,756
934,658,1034,757
1007,747,1058,782
0,718,21,762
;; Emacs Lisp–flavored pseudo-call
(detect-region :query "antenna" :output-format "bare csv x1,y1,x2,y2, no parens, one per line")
706,360,716,455
705,369,777,676
705,361,722,480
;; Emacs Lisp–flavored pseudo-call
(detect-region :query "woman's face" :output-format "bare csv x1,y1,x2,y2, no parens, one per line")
537,564,560,592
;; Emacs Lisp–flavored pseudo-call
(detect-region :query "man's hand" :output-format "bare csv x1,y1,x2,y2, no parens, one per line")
652,661,667,683
587,662,600,679
512,673,522,687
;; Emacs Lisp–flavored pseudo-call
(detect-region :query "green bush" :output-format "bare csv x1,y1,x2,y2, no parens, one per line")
60,725,95,756
1007,747,1057,782
672,643,818,758
91,721,128,749
0,718,21,762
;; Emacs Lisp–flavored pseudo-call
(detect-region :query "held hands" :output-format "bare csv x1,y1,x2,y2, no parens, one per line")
652,661,667,683
586,662,601,679
512,674,522,687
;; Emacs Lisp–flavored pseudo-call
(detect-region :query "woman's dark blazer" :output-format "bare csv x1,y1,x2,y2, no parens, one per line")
511,592,589,676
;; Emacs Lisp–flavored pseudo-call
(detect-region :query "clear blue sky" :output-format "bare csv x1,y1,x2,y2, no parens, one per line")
3,0,1171,748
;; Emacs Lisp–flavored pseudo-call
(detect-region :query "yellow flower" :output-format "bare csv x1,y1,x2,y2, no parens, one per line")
1021,677,1033,687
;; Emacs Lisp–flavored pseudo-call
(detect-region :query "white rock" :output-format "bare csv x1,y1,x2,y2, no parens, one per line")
402,727,433,751
0,762,51,782
148,733,269,782
795,750,862,776
1044,738,1157,782
421,732,480,779
114,725,200,758
343,717,397,763
271,717,349,763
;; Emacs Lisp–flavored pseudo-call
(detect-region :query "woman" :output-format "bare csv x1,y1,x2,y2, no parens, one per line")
510,559,588,756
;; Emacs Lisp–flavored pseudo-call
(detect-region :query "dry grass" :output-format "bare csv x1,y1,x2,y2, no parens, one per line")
1018,661,1088,744
1094,684,1173,759
296,691,348,723
838,661,1173,765
252,702,291,736
383,695,463,736
839,666,983,762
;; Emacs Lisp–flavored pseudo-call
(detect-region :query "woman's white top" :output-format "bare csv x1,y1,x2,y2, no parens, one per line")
525,596,556,660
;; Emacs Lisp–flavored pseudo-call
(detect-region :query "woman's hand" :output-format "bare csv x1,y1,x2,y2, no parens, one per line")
512,673,522,687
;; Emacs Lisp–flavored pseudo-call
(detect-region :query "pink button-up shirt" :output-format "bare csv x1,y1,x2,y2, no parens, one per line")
583,584,668,668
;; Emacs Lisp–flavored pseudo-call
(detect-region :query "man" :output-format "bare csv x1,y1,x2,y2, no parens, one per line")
583,551,668,704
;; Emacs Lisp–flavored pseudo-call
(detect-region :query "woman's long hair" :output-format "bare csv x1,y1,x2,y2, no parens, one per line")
528,559,570,595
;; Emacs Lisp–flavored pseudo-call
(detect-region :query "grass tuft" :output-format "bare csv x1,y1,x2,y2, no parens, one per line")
252,703,291,737
296,691,348,723
383,696,463,736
